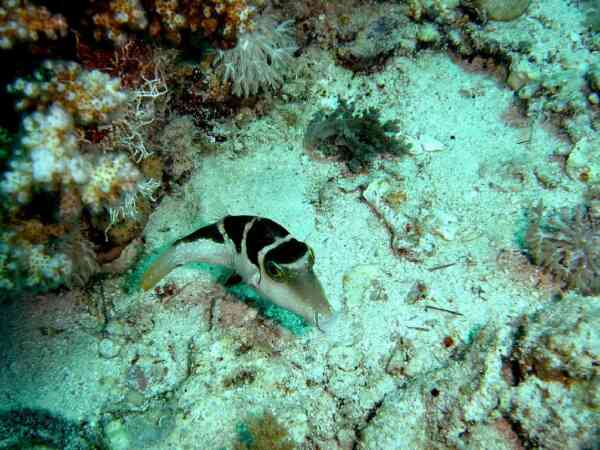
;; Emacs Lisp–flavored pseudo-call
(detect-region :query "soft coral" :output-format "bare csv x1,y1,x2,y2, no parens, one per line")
215,17,297,97
525,201,600,295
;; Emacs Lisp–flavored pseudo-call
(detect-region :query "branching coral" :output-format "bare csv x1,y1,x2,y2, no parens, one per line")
0,0,67,49
1,61,163,297
525,201,600,296
13,105,82,187
304,98,411,173
2,0,255,48
150,0,253,43
0,222,100,299
110,72,170,161
0,103,156,218
0,105,81,207
80,153,152,219
91,0,254,46
93,0,148,46
0,231,73,297
8,61,128,125
5,61,163,209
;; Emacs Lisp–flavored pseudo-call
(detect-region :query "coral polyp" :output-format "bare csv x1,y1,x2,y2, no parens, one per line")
0,0,67,49
90,0,254,46
8,61,128,125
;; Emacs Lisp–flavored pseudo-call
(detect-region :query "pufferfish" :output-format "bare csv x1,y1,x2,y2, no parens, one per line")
141,215,335,328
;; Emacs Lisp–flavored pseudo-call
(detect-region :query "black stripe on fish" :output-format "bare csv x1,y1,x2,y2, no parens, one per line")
223,215,255,253
265,238,308,265
246,218,290,267
175,222,225,245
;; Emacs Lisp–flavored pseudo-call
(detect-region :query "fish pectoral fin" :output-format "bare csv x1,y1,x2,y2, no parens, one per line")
223,272,243,287
249,272,261,288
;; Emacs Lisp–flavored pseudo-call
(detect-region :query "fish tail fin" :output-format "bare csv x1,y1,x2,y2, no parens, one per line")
141,246,180,291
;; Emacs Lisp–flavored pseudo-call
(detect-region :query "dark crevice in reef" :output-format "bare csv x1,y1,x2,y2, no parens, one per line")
352,397,385,450
501,414,540,450
0,408,106,450
502,356,525,387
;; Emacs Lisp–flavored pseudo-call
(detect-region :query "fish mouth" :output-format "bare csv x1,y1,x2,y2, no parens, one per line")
289,271,334,321
315,310,339,332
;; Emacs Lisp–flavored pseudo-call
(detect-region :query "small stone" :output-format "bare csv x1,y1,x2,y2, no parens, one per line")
336,15,417,71
98,337,121,359
507,58,540,91
431,210,460,241
134,316,154,334
342,264,383,309
419,135,445,153
474,0,530,21
329,345,362,371
105,321,125,336
104,419,130,450
566,138,600,184
588,65,600,91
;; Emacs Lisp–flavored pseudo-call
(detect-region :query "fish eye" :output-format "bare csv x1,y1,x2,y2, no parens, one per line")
266,260,285,280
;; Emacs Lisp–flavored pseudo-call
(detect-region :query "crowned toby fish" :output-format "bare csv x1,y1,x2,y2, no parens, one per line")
141,215,335,328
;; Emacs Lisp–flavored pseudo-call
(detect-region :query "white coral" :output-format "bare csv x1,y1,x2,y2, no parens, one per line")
21,104,85,184
23,244,72,289
1,105,86,202
3,61,158,216
76,69,128,124
114,73,168,161
1,101,159,225
1,159,33,204
9,61,129,125
81,153,142,212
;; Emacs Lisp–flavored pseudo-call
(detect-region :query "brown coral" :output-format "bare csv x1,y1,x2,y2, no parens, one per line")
149,0,253,44
525,202,600,296
0,0,68,49
15,219,65,245
92,0,148,46
234,412,296,450
8,61,128,125
90,0,253,46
